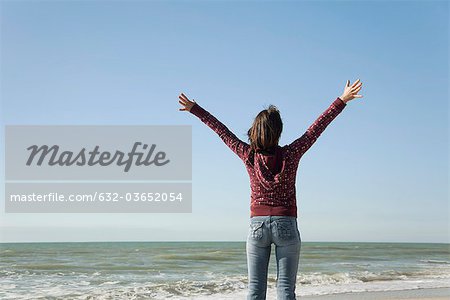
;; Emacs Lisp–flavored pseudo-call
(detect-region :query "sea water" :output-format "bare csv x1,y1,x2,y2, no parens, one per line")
1,242,449,299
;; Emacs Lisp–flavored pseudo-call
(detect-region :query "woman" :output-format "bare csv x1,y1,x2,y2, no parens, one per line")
178,79,363,300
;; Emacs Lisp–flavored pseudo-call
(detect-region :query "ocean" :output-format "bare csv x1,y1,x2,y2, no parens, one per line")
1,242,449,299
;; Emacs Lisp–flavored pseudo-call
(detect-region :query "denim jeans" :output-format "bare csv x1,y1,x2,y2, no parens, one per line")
246,215,301,300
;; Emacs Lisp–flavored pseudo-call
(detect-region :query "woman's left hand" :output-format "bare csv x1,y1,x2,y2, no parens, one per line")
178,92,196,112
339,79,363,103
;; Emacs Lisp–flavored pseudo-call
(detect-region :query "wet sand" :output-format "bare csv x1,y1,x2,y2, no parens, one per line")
296,288,450,300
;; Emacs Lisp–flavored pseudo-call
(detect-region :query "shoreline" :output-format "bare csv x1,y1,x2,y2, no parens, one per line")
201,287,450,300
288,288,450,300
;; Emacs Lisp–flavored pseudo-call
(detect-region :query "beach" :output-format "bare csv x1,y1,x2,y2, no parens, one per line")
298,288,449,300
192,286,450,300
268,287,450,300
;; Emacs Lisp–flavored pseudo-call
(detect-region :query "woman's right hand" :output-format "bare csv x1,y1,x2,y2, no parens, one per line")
178,92,196,112
340,79,363,103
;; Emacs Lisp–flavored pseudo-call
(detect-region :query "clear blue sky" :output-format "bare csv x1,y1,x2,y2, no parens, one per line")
0,0,448,243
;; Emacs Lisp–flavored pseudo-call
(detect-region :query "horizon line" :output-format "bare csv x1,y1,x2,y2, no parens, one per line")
1,240,449,244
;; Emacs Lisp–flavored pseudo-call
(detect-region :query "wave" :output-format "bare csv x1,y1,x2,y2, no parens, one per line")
419,259,450,265
154,253,232,261
1,268,449,300
1,276,450,300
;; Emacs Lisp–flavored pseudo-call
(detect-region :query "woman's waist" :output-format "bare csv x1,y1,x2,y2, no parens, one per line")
250,203,297,218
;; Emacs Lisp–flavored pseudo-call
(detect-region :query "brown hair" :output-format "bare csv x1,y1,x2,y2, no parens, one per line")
247,104,283,152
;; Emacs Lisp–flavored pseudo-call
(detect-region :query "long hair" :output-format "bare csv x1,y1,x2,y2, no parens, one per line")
247,104,283,152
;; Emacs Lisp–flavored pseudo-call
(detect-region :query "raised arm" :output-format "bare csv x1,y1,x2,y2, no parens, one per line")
288,97,346,160
288,79,363,160
178,92,250,161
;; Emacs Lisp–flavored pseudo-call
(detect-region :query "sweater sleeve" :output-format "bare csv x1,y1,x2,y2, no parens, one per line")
190,102,250,161
288,97,347,160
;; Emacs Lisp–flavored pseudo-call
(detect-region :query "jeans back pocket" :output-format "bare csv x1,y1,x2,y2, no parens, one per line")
275,219,296,241
249,220,265,240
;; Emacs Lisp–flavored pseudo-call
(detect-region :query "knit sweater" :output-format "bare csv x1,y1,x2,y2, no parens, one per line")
190,97,347,218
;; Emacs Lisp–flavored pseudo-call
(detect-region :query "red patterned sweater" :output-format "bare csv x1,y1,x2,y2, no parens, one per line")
190,97,347,217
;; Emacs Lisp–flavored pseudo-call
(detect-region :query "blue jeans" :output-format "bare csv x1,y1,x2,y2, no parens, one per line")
246,215,301,300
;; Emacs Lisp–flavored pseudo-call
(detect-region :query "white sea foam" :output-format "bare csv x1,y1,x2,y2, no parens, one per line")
186,277,450,300
0,272,449,300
